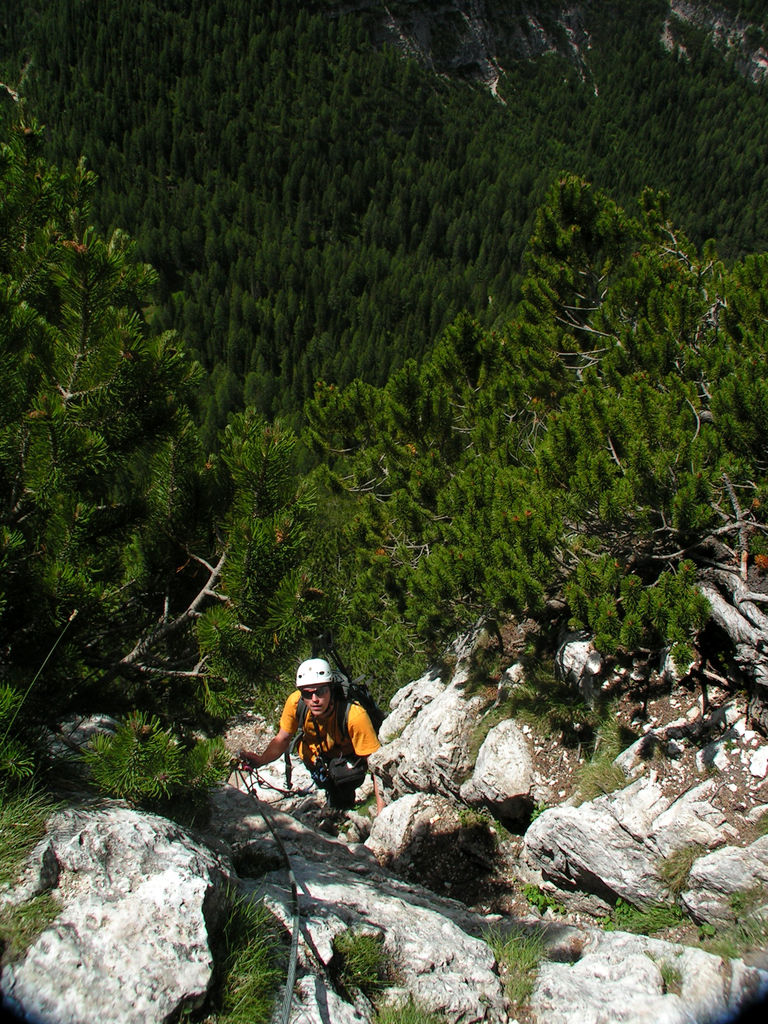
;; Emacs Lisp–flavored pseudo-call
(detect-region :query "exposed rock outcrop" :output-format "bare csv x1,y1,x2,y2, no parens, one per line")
459,718,535,819
207,784,509,1024
368,666,487,799
531,928,768,1024
664,0,768,83
5,624,768,1024
520,775,734,914
366,0,591,88
1,806,232,1024
681,836,768,925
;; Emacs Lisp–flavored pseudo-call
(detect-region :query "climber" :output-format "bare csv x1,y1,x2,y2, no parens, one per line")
239,657,385,814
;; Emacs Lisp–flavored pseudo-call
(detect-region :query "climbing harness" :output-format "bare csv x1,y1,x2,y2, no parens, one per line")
228,760,302,1024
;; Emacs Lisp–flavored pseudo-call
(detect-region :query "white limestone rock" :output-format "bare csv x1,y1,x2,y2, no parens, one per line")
531,928,768,1024
522,776,734,912
681,835,768,925
459,718,535,819
1,805,231,1024
377,667,446,745
210,784,507,1024
369,681,486,799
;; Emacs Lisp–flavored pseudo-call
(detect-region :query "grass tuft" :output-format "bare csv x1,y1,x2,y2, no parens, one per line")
1,891,60,964
374,998,449,1023
603,897,683,935
210,893,283,1024
698,886,768,960
646,953,683,995
332,928,392,1002
0,785,60,964
657,844,706,897
503,663,599,744
573,711,635,805
0,786,56,886
484,924,547,1008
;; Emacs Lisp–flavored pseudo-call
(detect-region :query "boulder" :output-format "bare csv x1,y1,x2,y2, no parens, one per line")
365,792,460,872
368,681,486,800
522,777,670,913
522,776,734,912
531,927,768,1024
555,631,603,703
459,718,535,820
1,805,232,1024
681,835,768,925
377,668,445,745
647,780,731,857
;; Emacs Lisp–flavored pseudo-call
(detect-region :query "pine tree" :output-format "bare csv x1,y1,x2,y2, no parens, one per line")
305,175,768,707
0,112,325,791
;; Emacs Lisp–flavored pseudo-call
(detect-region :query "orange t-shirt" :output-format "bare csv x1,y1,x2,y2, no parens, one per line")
280,690,380,765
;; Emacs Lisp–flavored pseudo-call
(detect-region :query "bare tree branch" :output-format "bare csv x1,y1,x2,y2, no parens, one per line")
120,549,227,669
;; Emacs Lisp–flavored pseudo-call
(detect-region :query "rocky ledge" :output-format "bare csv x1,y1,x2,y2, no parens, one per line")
3,623,768,1023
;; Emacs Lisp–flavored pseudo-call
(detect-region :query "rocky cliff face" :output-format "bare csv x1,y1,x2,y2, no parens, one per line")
337,1,768,88
663,0,768,82
362,0,592,88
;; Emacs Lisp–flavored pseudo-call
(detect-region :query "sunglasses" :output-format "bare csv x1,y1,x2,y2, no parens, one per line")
301,685,330,699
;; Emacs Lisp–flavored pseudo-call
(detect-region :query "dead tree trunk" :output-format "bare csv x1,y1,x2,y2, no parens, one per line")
698,569,768,734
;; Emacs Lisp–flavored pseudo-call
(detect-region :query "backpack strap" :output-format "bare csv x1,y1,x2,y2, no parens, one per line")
293,693,351,754
290,697,309,757
336,696,351,740
296,696,308,733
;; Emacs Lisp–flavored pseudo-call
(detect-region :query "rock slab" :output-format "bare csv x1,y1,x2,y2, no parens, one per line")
1,805,231,1024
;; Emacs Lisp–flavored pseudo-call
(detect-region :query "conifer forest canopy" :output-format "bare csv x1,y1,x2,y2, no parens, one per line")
3,0,768,438
3,0,768,798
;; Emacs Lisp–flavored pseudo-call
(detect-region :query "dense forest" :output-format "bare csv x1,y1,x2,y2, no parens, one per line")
3,0,768,444
2,2,768,804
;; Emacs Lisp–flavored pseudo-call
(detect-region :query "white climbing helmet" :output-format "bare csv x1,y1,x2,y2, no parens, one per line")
296,657,334,689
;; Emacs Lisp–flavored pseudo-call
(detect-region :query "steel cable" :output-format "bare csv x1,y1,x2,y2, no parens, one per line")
229,765,302,1024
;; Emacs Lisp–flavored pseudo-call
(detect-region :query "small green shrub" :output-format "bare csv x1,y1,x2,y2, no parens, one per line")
332,929,391,1001
460,634,504,697
603,898,683,935
83,711,229,808
484,924,547,1008
458,806,488,829
0,685,35,781
522,883,567,916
